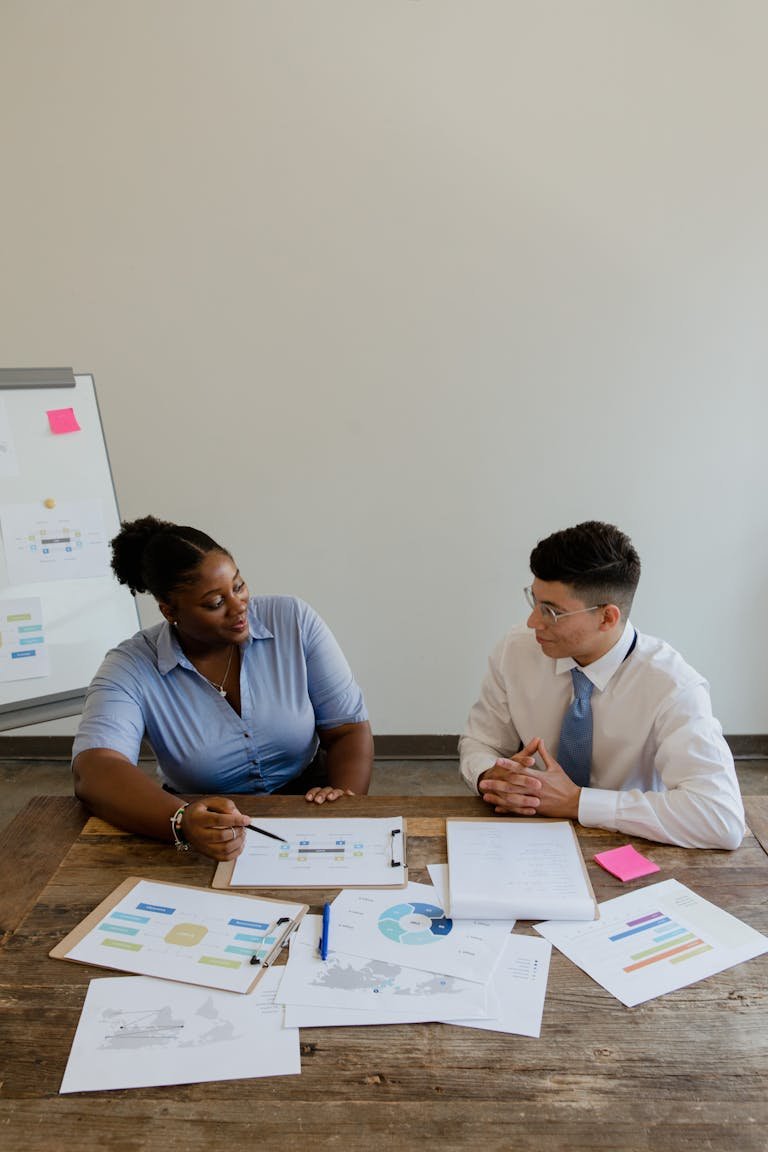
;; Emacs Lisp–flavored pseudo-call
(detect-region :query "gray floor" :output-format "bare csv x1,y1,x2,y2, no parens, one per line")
1,755,766,837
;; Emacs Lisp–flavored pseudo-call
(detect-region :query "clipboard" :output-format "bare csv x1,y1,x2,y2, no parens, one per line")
213,817,408,890
50,876,308,994
445,818,599,921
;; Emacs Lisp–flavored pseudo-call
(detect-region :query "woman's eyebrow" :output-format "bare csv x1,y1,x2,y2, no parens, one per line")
198,571,242,599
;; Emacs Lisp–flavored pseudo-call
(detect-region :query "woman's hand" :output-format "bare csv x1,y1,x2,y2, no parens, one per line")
304,785,356,805
180,796,252,860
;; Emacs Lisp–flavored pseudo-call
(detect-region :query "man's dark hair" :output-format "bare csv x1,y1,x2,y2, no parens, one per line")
529,521,641,618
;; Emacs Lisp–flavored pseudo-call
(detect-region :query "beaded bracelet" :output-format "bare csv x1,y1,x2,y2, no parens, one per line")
170,804,190,851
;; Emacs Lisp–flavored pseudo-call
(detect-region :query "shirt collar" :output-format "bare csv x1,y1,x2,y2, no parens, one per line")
555,619,635,692
156,601,274,676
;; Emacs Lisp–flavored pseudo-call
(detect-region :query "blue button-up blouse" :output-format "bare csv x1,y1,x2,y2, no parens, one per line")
72,596,368,792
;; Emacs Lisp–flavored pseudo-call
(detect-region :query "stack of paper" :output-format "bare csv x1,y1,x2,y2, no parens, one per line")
276,881,552,1037
446,819,598,921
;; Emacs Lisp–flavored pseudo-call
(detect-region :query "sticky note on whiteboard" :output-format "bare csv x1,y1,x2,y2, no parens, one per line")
47,407,81,434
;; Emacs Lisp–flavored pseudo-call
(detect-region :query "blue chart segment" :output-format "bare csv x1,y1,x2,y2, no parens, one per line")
378,901,453,946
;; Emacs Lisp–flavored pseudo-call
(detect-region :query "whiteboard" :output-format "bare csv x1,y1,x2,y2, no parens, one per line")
0,369,139,729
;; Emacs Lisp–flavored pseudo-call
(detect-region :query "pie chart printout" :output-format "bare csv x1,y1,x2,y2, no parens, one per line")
378,902,453,946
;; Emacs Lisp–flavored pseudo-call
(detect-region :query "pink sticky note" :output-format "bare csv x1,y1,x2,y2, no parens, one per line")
47,407,81,434
594,844,660,882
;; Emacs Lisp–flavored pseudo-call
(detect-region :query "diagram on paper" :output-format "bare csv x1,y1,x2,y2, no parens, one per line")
228,817,404,887
281,835,372,864
312,956,462,997
378,901,453,945
602,907,713,974
535,878,768,1007
0,597,49,683
98,994,241,1051
1,499,110,583
65,880,303,993
59,972,301,1093
90,901,278,968
276,915,491,1020
329,882,511,984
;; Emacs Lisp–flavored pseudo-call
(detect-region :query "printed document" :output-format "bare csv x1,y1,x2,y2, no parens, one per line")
446,819,597,921
226,817,406,888
60,970,300,1092
277,913,492,1022
328,881,511,984
535,878,768,1006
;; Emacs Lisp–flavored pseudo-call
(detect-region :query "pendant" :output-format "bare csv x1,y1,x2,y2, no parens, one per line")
218,686,227,697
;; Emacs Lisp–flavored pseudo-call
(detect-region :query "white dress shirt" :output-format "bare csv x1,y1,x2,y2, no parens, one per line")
459,620,745,849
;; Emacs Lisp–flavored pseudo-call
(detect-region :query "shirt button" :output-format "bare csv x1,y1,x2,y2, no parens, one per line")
243,733,251,739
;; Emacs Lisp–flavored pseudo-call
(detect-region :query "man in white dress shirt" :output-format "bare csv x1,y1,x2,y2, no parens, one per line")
459,521,744,849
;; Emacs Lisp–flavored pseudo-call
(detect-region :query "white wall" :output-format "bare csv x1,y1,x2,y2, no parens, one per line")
1,1,766,735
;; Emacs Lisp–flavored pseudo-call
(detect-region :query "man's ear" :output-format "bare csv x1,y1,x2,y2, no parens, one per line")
598,603,622,631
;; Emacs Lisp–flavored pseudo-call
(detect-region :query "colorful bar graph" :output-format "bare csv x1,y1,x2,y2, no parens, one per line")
609,908,716,974
670,944,713,964
609,916,671,942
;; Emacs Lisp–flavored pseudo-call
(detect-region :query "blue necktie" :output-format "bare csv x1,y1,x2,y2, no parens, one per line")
557,668,594,787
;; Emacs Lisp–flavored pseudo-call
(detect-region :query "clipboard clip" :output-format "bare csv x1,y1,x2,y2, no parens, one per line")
390,828,406,869
250,916,296,967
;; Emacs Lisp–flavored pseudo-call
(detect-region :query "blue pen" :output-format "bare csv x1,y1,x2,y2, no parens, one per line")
319,903,331,960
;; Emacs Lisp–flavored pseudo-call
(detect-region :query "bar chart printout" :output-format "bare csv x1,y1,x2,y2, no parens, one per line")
534,879,768,1007
609,909,712,972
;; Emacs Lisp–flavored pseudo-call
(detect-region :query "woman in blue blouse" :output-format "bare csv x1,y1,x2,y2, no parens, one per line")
72,516,373,861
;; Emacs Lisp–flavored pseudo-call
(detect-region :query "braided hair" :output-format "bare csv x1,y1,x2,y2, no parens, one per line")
110,515,230,602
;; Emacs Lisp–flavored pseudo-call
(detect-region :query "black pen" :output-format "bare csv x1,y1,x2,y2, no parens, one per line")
246,824,288,844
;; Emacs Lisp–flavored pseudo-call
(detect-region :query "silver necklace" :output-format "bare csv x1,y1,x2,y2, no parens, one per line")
206,644,235,697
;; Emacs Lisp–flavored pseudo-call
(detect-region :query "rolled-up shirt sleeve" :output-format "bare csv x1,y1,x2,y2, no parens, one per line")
578,682,745,850
299,600,368,730
72,651,146,764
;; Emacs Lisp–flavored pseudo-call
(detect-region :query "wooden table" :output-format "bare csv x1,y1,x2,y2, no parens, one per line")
2,794,767,1152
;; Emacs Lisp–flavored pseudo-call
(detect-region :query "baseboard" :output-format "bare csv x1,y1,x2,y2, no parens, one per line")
723,734,768,759
2,733,767,760
372,735,460,759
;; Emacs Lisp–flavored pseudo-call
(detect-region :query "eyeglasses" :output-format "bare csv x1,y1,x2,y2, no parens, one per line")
523,585,602,624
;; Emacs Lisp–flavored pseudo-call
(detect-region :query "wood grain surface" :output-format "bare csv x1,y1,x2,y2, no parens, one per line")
744,795,768,856
1,795,766,1152
0,795,87,945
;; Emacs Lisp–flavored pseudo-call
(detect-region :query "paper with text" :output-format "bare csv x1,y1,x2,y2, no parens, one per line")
327,881,510,984
446,820,597,921
535,878,768,1007
277,913,492,1022
58,879,305,993
1,498,110,583
0,597,49,682
440,932,551,1037
228,817,406,888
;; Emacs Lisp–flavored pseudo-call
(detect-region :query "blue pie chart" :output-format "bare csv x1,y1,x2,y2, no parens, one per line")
377,901,453,946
